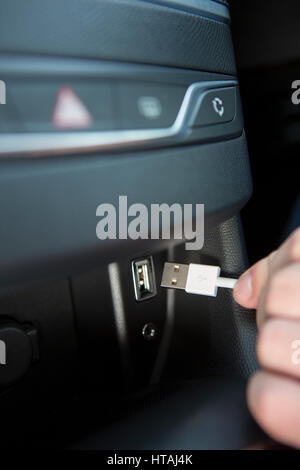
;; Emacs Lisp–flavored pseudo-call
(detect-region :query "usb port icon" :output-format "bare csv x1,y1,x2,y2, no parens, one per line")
132,257,157,301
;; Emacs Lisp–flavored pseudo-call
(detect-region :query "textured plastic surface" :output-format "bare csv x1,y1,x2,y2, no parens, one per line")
0,133,252,287
164,215,258,380
72,378,263,449
0,0,236,75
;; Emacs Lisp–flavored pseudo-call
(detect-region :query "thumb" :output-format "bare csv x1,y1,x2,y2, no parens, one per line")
233,252,276,309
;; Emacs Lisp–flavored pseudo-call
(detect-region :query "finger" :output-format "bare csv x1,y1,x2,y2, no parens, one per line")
258,318,300,379
247,370,300,448
269,227,300,272
234,227,300,311
233,252,275,310
262,262,300,319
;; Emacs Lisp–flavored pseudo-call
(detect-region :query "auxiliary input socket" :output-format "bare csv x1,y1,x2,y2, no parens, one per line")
142,323,157,341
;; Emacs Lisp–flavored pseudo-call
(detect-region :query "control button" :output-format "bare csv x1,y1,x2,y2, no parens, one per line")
193,87,236,127
0,321,38,388
118,83,186,129
137,96,162,120
56,82,116,131
8,81,116,132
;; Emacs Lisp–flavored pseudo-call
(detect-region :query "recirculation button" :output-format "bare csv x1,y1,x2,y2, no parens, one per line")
192,87,236,127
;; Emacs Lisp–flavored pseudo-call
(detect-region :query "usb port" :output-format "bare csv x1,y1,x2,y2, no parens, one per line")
132,257,157,301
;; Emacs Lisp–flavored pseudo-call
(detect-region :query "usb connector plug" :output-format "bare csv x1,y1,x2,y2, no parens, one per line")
161,262,237,297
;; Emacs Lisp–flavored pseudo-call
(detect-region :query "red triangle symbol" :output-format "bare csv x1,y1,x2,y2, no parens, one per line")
52,86,93,129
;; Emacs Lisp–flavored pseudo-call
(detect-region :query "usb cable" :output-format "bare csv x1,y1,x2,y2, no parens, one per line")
161,262,237,297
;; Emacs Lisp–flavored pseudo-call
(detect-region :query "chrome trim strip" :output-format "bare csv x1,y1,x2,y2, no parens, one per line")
0,80,237,157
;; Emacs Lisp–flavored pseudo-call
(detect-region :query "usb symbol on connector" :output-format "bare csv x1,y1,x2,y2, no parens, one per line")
160,262,237,297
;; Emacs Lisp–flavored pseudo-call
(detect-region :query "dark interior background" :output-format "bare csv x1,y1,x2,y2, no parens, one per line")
230,0,300,263
2,0,294,449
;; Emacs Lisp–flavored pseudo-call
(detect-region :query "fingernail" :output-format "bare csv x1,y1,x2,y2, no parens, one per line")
235,270,253,301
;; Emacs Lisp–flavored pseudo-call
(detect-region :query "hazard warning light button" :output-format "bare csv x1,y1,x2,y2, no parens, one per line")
8,81,116,132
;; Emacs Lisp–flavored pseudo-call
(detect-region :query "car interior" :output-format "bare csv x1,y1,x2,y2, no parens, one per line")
0,0,299,450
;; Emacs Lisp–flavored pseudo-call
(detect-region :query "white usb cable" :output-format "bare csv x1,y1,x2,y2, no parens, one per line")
160,262,238,297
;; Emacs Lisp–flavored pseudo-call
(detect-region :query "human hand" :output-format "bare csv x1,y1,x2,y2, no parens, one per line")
234,228,300,448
